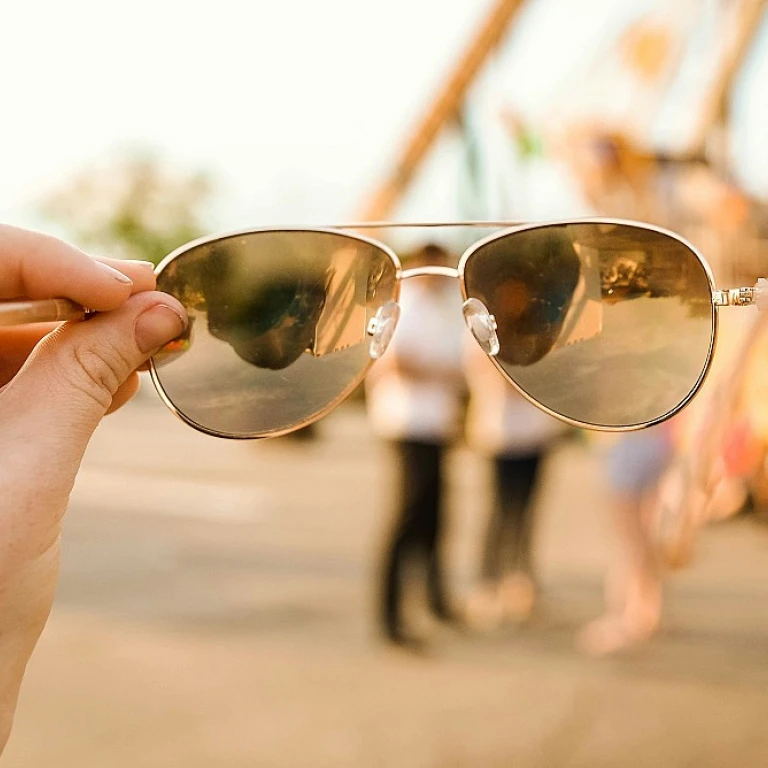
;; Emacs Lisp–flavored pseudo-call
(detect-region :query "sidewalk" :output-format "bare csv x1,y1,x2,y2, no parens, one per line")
6,395,768,767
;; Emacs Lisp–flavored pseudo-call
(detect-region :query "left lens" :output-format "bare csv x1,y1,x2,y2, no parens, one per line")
462,221,715,429
151,230,399,438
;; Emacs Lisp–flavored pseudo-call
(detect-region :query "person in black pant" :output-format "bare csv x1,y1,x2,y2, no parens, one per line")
463,341,565,630
381,440,450,645
365,245,466,648
481,453,542,593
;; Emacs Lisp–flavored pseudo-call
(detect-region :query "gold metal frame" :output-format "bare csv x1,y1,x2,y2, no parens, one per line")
144,218,727,439
0,218,748,439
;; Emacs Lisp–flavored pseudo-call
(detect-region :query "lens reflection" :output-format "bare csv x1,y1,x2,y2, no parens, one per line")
463,222,715,428
152,230,398,437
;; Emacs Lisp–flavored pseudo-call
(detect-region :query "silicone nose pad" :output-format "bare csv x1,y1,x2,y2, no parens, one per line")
367,300,401,359
463,298,500,356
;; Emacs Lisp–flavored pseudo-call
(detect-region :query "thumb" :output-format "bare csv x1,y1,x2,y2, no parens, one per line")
1,291,187,462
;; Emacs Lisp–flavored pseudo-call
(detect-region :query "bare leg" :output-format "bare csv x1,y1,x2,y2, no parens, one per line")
578,491,661,656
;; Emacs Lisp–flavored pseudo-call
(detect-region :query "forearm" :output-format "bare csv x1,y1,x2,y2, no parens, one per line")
0,653,26,754
0,543,60,755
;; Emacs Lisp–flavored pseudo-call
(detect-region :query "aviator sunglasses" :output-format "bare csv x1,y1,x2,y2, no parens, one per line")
4,219,765,438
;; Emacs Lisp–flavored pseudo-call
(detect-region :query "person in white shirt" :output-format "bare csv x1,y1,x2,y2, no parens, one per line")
366,244,467,648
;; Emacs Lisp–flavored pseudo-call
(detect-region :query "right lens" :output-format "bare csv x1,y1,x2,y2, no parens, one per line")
151,230,399,438
462,221,716,429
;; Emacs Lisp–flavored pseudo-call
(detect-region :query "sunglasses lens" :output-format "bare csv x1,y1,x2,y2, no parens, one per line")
464,222,715,428
152,231,398,437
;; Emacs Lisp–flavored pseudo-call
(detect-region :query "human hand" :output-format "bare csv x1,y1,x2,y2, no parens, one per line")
0,225,187,751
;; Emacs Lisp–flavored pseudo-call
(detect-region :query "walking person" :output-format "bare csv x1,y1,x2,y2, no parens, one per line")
365,244,467,648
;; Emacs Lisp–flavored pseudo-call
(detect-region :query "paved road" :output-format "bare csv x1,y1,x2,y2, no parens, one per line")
6,389,768,767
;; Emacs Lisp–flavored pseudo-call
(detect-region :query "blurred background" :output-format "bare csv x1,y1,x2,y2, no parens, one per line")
5,0,768,765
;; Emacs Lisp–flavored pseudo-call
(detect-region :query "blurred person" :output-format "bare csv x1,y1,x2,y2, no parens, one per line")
0,224,187,753
463,340,567,629
578,422,676,657
365,244,466,649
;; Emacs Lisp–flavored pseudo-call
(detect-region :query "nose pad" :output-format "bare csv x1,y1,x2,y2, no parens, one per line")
367,300,401,359
463,298,500,356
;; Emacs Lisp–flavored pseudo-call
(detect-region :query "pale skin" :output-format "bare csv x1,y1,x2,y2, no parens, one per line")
0,225,188,753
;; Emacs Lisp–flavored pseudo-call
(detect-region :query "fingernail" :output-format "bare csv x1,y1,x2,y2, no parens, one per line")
125,260,156,271
96,261,134,285
135,304,188,354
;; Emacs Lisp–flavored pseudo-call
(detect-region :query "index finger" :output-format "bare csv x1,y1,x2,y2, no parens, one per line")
0,225,156,311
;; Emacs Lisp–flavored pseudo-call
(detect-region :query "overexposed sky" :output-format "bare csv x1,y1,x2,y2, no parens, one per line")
3,0,767,236
2,0,497,229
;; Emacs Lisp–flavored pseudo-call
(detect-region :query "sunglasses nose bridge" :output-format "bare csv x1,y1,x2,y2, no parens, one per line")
367,268,459,361
400,265,460,280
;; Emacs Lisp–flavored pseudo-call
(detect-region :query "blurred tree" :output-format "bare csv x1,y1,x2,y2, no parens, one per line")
41,150,213,264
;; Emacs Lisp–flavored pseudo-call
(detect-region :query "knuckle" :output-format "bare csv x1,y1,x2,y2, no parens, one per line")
60,341,134,410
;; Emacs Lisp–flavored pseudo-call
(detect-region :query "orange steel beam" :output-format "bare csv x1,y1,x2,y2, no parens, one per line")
358,0,528,221
692,0,766,152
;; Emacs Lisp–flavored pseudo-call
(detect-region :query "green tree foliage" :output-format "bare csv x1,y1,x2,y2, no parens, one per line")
41,150,213,265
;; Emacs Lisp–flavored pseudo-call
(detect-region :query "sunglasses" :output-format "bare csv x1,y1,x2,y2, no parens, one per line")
4,219,764,438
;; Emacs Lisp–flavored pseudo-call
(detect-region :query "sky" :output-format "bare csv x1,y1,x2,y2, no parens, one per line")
2,0,496,229
3,0,767,237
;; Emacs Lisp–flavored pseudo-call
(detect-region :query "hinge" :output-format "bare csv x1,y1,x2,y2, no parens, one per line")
713,286,757,307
